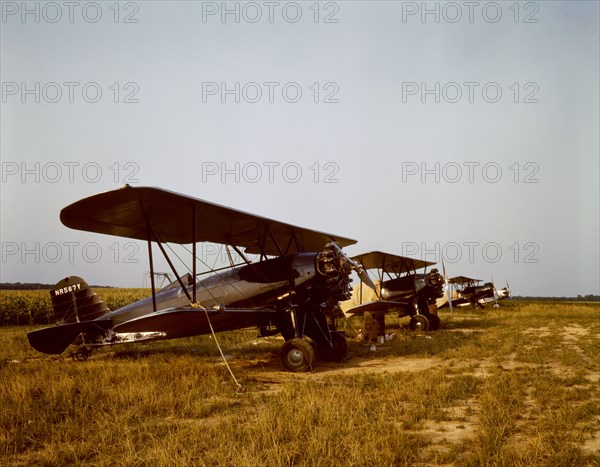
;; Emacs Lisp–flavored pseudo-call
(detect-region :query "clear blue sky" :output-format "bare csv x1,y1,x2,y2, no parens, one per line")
1,1,598,296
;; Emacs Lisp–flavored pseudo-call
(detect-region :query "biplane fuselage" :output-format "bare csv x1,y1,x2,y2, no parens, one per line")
105,253,318,327
438,278,501,309
343,251,444,332
464,282,495,305
99,253,335,341
380,272,443,303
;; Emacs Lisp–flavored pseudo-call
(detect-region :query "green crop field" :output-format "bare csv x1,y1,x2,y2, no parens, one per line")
1,292,598,466
0,289,152,326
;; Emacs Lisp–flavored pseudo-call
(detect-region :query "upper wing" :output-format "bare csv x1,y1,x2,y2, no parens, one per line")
448,276,481,284
351,251,436,274
60,185,356,255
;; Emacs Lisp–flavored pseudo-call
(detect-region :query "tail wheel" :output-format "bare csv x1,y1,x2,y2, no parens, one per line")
316,331,348,363
428,314,441,331
72,346,92,362
409,315,429,332
280,338,315,372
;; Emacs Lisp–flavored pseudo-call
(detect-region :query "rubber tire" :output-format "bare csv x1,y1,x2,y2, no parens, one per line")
428,314,441,331
409,315,430,332
316,331,348,363
280,338,315,372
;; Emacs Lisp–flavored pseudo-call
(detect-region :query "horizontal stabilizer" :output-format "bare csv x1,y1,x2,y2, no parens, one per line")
345,300,406,316
27,320,113,355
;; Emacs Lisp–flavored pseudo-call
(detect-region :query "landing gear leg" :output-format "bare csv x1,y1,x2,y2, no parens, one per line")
409,299,431,331
427,303,441,331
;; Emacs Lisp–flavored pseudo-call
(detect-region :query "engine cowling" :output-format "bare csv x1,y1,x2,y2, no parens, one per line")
426,268,444,299
316,242,353,302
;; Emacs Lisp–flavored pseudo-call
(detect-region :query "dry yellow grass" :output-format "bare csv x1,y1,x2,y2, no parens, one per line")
1,298,599,465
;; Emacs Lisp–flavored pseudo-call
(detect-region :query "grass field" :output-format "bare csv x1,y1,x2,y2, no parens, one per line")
1,296,599,466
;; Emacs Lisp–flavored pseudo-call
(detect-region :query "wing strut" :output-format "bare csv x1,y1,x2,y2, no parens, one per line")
284,232,295,255
379,255,387,299
140,197,158,312
150,228,192,302
265,224,286,258
192,206,197,303
442,259,453,315
147,234,157,312
224,238,251,266
265,225,299,335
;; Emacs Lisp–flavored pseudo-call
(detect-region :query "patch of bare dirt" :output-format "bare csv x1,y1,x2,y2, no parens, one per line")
238,355,451,388
239,354,506,392
420,419,477,445
562,324,589,342
499,352,540,372
561,324,590,357
522,325,552,338
582,428,600,454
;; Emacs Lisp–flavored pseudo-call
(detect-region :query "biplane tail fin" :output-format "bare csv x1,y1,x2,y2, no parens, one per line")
26,277,113,355
50,276,111,324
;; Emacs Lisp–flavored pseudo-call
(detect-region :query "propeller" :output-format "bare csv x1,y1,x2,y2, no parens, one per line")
349,257,377,292
442,258,453,314
328,243,377,292
491,275,499,308
494,280,512,301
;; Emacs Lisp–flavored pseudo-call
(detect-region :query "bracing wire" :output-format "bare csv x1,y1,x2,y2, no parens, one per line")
162,241,261,308
340,313,360,338
169,241,283,309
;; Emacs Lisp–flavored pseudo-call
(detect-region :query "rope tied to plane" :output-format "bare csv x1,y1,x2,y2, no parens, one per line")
201,305,243,393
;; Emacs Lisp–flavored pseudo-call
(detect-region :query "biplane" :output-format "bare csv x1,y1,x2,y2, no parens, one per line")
27,185,374,372
341,251,444,333
437,276,509,309
495,283,511,302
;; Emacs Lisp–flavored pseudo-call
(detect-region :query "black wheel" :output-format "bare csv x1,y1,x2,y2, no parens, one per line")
316,331,348,363
409,315,429,332
280,338,315,372
428,314,441,331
